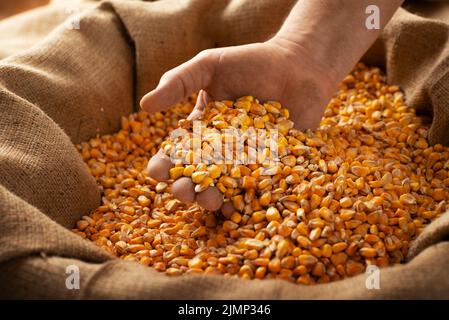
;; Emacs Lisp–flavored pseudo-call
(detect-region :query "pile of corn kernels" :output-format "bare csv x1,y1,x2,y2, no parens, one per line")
73,63,449,284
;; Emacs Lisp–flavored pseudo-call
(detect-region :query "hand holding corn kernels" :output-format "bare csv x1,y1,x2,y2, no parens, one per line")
140,0,403,210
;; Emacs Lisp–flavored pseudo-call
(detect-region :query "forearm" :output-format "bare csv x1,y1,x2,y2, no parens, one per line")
274,0,403,83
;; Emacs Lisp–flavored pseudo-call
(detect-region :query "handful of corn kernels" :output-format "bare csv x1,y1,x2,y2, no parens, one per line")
160,95,302,211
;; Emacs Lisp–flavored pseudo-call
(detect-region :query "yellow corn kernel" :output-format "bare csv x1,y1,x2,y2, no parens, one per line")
169,167,184,180
207,164,222,179
266,207,281,222
242,176,257,190
350,166,370,177
220,176,238,188
252,210,266,223
259,192,271,206
339,197,352,208
183,165,195,177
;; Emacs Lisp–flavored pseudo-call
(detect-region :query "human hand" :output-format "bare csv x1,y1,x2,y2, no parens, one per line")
141,37,338,129
140,37,340,211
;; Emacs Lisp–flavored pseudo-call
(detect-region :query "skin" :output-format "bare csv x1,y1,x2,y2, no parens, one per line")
142,0,403,212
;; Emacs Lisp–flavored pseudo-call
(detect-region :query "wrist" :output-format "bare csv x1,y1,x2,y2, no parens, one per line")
266,35,342,94
270,0,403,93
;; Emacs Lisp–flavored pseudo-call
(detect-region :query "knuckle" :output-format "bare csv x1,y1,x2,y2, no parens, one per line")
160,69,175,82
196,48,216,62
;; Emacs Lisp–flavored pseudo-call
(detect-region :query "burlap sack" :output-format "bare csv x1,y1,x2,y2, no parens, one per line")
1,0,449,299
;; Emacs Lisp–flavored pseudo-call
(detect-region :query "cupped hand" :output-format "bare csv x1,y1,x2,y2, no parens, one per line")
140,37,340,211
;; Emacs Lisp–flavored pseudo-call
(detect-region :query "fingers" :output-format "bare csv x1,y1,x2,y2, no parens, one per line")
171,177,195,203
196,187,223,211
187,89,211,121
171,177,224,212
172,180,229,213
220,201,234,219
146,149,173,182
172,178,226,212
147,152,227,212
140,50,216,113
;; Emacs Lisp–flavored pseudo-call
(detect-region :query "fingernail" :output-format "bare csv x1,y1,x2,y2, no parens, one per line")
140,88,170,112
187,110,201,121
140,92,153,110
198,89,211,110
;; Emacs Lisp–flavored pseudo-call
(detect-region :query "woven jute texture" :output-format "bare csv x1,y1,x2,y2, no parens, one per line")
1,0,449,299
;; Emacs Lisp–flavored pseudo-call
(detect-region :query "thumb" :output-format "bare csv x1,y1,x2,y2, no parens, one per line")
187,89,212,121
140,49,216,113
